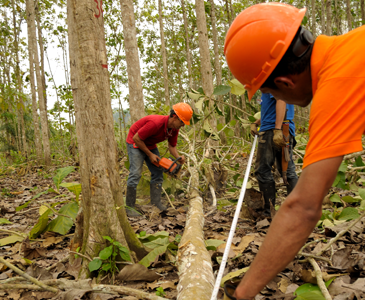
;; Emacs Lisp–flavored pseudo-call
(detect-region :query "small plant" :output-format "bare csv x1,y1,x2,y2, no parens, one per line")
155,287,166,297
88,236,131,280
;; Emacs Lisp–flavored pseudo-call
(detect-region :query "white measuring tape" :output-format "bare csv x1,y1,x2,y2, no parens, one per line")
210,135,257,300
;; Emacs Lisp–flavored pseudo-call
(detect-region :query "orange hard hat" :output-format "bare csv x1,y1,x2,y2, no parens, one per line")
224,3,306,100
173,103,193,125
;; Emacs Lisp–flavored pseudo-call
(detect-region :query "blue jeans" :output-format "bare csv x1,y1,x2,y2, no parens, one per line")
255,130,298,184
126,143,164,188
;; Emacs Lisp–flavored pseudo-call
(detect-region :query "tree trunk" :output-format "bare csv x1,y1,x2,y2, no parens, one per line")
326,0,332,35
225,0,231,25
67,0,148,277
361,0,365,25
195,0,217,142
311,0,316,36
334,0,342,35
321,0,325,34
158,0,170,106
26,0,51,166
346,0,352,31
26,0,42,161
120,0,145,123
181,0,193,89
176,134,215,300
12,0,28,155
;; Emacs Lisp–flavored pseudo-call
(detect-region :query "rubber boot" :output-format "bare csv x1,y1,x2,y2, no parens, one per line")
258,181,276,216
126,186,140,217
150,183,166,211
287,177,298,195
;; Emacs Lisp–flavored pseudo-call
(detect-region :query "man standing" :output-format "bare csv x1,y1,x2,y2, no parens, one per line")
223,3,365,299
251,93,298,216
125,103,193,217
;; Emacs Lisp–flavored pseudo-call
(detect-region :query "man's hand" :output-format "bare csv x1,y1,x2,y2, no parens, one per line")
273,129,286,148
179,155,186,165
224,283,251,300
148,153,160,164
250,123,259,136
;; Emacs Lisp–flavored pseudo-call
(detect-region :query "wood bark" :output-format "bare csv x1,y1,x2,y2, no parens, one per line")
26,0,42,161
158,0,170,106
326,0,332,35
120,0,145,123
334,0,342,35
176,134,215,300
311,0,316,36
321,0,326,33
67,0,148,277
26,0,51,165
362,0,365,25
346,0,352,31
181,0,193,89
12,0,28,155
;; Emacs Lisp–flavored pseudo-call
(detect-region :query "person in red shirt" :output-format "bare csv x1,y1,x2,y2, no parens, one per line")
125,103,193,217
223,3,365,299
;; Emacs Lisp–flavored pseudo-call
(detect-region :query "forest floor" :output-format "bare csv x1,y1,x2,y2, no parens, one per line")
1,156,365,300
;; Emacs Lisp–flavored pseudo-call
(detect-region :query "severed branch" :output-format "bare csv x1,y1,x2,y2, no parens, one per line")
0,256,58,293
344,150,365,160
162,186,175,210
307,258,332,300
209,184,217,207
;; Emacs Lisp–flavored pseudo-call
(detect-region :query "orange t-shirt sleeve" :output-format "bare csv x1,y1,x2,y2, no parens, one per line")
303,78,365,169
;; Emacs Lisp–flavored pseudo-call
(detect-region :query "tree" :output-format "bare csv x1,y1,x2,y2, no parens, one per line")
181,0,193,89
120,0,145,123
158,0,170,106
67,0,147,277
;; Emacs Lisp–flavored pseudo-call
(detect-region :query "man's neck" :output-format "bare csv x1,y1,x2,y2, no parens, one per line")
167,116,173,129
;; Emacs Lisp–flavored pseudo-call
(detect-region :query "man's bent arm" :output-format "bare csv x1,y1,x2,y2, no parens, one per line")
168,144,186,164
275,99,286,129
234,156,343,299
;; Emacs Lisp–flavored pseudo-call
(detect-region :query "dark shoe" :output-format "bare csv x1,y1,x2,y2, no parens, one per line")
287,177,298,195
126,186,140,217
150,183,166,211
258,181,276,216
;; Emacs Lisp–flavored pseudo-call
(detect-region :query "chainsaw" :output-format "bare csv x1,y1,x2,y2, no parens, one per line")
153,157,182,177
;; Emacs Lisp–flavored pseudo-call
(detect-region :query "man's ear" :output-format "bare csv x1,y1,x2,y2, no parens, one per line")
274,76,295,90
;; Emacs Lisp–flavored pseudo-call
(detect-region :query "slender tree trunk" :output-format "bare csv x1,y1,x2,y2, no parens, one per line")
67,0,148,277
346,0,352,31
326,0,332,35
12,0,28,155
225,0,231,25
120,0,145,123
26,0,42,161
321,0,326,33
26,0,51,165
335,0,342,35
311,0,316,36
181,0,193,89
158,0,170,106
229,0,235,22
361,0,365,25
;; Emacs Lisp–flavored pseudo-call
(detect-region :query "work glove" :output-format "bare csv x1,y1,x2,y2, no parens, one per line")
273,129,286,148
224,283,251,300
250,123,259,136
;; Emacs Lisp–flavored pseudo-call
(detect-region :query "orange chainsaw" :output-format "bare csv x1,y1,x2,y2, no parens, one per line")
153,157,182,177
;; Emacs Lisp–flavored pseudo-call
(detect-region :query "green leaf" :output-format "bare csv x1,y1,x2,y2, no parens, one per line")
248,116,256,123
338,161,347,173
59,182,82,201
89,258,102,272
330,194,341,203
16,190,48,212
99,246,113,260
53,166,75,191
294,291,326,300
0,235,24,246
213,85,231,96
342,196,361,203
338,207,360,221
46,202,78,235
139,231,146,237
228,79,246,96
221,267,249,287
294,283,325,299
118,246,132,262
29,209,52,239
195,98,204,111
359,188,365,200
223,127,234,137
139,244,169,268
229,119,237,127
187,92,203,101
103,236,113,242
205,239,225,251
101,263,111,271
0,218,12,225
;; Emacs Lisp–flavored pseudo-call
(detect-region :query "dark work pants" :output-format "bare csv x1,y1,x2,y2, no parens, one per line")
254,130,298,185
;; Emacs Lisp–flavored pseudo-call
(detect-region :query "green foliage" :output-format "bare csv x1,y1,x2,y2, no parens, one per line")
46,202,78,235
88,236,131,276
155,287,166,297
0,218,12,225
294,279,334,300
59,182,82,202
205,239,225,251
53,166,75,192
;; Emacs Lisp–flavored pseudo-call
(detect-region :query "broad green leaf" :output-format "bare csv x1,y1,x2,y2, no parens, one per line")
228,79,246,96
253,112,261,120
205,239,225,251
118,246,132,262
248,116,256,123
29,209,52,239
229,119,237,127
39,205,48,215
217,123,224,131
220,267,249,287
236,178,244,187
338,161,347,173
342,196,361,203
60,182,82,201
294,283,325,297
142,237,169,249
53,166,75,190
103,236,113,242
213,85,231,96
359,188,365,200
203,121,220,140
187,92,202,101
0,235,24,246
330,194,341,203
195,98,205,111
294,291,326,300
338,207,360,221
0,218,12,225
46,202,78,235
16,191,48,212
99,246,113,260
322,219,334,228
223,127,234,137
139,244,169,268
360,200,365,210
101,263,111,271
139,231,170,250
89,258,102,272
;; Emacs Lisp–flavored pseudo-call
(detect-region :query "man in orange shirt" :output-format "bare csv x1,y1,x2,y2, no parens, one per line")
223,3,365,299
